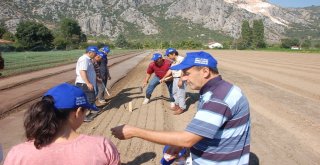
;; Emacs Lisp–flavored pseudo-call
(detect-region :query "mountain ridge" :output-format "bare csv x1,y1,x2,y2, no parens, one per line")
0,0,319,43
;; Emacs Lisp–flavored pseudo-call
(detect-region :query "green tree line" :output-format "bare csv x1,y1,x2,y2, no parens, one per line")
0,18,205,51
237,19,266,50
0,18,88,51
237,19,319,50
1,18,319,51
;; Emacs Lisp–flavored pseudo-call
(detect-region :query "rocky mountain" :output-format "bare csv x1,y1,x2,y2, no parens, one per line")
0,0,319,43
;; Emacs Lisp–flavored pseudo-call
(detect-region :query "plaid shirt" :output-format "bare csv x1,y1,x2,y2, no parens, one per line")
92,59,101,79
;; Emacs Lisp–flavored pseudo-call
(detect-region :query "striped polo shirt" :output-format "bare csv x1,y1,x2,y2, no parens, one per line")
92,60,101,79
186,75,250,165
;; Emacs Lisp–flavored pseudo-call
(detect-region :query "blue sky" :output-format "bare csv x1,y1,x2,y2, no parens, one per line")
268,0,320,8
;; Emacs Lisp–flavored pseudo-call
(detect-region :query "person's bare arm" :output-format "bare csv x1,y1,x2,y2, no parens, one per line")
111,124,203,147
80,70,94,91
160,70,172,83
142,73,152,88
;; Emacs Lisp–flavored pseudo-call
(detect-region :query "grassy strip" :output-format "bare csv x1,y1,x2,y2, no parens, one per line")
0,49,139,77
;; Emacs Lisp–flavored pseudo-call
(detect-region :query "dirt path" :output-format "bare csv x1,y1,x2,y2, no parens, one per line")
0,52,145,117
1,50,319,165
201,50,320,164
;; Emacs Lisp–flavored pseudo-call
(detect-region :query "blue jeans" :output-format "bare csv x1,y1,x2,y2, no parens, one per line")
76,83,95,105
146,76,174,102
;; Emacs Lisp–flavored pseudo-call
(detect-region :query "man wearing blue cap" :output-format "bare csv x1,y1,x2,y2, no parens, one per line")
99,46,112,101
112,51,251,165
101,46,112,83
93,51,109,105
142,53,174,107
161,48,186,115
75,46,98,122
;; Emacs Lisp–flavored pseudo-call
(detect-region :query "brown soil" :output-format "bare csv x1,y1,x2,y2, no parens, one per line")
79,50,320,164
1,50,320,165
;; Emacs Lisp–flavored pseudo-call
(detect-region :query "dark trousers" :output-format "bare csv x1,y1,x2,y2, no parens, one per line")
76,83,96,105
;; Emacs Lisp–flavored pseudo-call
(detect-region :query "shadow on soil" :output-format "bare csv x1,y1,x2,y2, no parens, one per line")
148,92,199,108
249,152,259,165
121,152,156,165
149,95,170,103
97,88,200,116
121,151,258,165
99,86,144,111
103,87,258,165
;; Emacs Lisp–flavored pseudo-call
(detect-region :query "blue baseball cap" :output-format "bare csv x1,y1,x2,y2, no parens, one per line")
151,53,162,61
164,48,177,56
97,51,106,59
44,83,98,111
86,46,99,54
170,51,217,70
102,46,111,54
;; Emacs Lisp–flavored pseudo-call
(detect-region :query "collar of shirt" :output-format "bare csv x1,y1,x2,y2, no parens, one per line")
199,75,223,95
84,54,91,60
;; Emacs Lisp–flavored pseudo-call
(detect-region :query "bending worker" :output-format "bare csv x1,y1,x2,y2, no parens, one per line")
142,53,175,109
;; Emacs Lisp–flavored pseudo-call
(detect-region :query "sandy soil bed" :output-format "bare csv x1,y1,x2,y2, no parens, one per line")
78,50,320,164
1,50,319,165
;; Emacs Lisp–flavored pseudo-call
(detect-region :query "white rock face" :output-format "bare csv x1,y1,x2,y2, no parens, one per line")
120,7,159,35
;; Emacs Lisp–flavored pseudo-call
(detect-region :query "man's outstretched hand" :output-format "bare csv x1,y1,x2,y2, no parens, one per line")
111,124,134,140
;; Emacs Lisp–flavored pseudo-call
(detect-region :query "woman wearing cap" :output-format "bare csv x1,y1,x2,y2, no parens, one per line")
4,83,121,165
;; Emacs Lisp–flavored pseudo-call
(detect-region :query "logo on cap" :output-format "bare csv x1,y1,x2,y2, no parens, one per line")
170,51,217,70
194,58,208,65
44,83,98,111
76,96,87,106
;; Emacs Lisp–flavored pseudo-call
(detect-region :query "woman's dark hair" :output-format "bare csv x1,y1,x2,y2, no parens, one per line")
24,95,76,149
